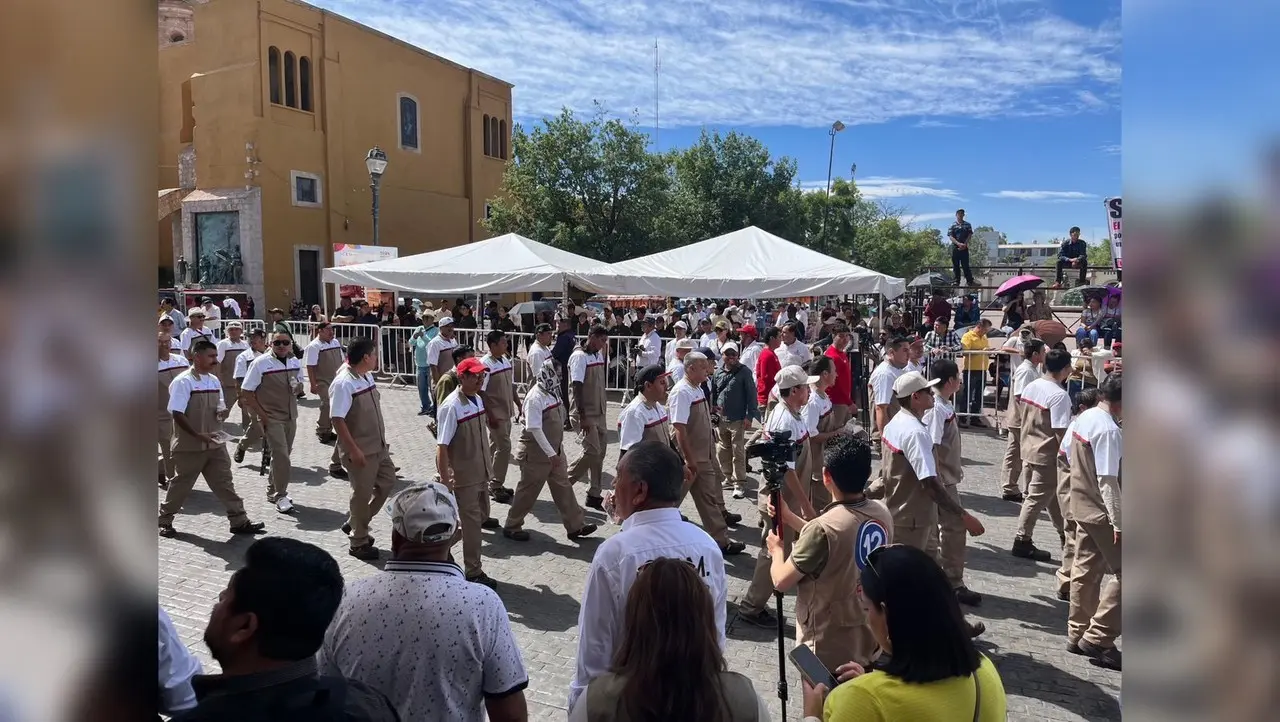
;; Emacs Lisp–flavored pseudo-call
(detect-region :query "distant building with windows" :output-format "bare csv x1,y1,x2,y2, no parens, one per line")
997,243,1062,264
157,0,513,307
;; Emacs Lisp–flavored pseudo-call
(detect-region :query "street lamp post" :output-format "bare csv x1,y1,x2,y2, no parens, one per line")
820,120,846,254
365,146,388,245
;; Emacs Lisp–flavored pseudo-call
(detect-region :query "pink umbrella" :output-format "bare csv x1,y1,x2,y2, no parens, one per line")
996,275,1044,298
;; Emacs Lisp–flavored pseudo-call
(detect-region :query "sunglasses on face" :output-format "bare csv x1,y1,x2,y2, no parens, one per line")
272,339,292,346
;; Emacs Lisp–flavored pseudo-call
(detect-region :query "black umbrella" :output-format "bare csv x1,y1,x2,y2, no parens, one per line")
508,300,558,316
907,271,955,288
1063,285,1114,306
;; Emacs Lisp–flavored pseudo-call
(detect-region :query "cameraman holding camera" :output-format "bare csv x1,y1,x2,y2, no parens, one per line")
737,366,821,628
764,434,894,671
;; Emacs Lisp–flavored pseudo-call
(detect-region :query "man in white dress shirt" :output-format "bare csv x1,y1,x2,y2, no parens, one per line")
569,440,727,710
999,338,1046,502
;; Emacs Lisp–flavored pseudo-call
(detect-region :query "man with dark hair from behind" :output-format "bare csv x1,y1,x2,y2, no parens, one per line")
764,434,896,671
176,537,399,721
570,440,728,710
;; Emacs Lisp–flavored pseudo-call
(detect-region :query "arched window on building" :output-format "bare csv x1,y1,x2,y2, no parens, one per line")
268,47,281,105
499,119,507,160
398,94,419,150
483,114,492,157
299,56,313,111
283,51,297,108
489,116,500,158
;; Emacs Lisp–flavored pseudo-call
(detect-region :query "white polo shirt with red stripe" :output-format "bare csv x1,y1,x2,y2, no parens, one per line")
765,401,810,470
436,389,486,446
480,354,513,391
667,378,707,427
617,394,670,451
881,410,937,481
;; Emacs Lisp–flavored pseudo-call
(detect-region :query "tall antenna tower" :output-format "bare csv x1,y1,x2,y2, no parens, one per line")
653,38,660,151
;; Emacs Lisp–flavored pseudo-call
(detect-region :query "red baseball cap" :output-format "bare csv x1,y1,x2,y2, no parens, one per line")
456,358,487,376
740,324,758,336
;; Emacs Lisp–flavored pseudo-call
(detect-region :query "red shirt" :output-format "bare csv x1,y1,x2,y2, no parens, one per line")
924,298,952,327
824,344,853,406
756,346,781,406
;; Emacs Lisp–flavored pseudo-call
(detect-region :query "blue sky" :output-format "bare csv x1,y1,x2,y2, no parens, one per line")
316,0,1121,245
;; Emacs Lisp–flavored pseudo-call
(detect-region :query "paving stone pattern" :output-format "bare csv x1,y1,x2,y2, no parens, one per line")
159,382,1121,721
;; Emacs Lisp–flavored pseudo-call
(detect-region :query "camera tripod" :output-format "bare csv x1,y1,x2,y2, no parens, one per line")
761,460,790,722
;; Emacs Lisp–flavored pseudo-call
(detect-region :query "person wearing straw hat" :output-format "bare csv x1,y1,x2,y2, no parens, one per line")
503,359,597,543
882,371,985,552
179,306,214,360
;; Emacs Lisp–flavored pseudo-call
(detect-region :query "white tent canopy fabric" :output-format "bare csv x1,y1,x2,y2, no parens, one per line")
568,226,906,298
321,233,603,295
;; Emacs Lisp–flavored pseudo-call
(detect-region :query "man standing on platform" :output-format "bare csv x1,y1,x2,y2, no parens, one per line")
330,338,397,560
436,357,500,589
480,330,518,505
567,326,610,510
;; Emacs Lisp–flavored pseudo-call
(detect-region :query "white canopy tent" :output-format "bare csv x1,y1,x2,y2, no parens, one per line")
321,233,603,295
568,226,906,298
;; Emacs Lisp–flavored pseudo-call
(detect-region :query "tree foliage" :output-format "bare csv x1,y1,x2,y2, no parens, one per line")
484,105,952,279
1087,239,1114,267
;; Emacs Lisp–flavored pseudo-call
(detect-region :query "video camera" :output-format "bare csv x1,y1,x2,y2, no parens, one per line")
746,429,803,492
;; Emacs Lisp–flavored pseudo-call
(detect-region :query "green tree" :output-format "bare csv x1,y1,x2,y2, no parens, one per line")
483,105,671,262
966,225,1002,269
851,217,948,280
661,130,807,247
1087,239,1113,267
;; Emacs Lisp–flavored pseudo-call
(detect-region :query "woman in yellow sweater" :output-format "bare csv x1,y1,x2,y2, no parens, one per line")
802,544,1007,721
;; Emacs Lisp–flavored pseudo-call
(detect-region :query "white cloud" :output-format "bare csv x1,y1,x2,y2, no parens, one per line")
1076,90,1107,108
982,190,1099,202
1099,143,1121,155
915,119,963,128
900,212,957,225
311,0,1121,128
856,176,962,200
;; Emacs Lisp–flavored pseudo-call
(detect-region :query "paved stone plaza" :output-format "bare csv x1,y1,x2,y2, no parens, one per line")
159,382,1121,721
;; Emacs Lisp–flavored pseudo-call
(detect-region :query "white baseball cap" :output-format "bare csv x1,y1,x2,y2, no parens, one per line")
674,320,688,330
775,365,819,390
674,338,697,350
385,480,459,543
187,307,206,318
721,342,740,355
893,371,940,399
437,316,455,327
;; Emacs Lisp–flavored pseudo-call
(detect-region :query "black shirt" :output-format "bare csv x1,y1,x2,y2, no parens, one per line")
455,315,478,330
355,313,380,326
948,220,973,246
175,658,400,722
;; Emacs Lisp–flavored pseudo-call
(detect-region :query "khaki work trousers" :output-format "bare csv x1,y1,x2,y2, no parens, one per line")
222,384,247,428
344,449,396,548
568,420,606,498
505,457,587,533
1000,427,1029,495
740,503,794,616
1069,521,1121,648
237,408,263,453
315,381,333,436
925,484,967,588
452,483,491,576
263,419,297,501
717,420,750,488
158,417,176,481
1014,463,1064,544
895,512,937,552
158,449,248,526
808,440,833,511
680,459,729,547
489,418,513,487
830,404,852,432
1055,465,1077,594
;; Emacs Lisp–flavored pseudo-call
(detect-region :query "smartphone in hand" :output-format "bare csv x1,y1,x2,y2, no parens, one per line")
788,644,838,690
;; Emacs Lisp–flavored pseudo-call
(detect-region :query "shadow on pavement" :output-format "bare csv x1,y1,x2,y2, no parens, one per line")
501,582,582,633
985,648,1121,721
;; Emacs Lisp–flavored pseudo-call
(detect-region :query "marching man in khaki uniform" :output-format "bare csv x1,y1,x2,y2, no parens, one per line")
922,359,982,607
330,337,396,560
305,322,344,444
669,352,746,556
882,370,987,637
179,307,214,360
158,339,265,538
617,363,675,455
232,329,267,463
425,316,460,392
567,325,610,510
737,365,823,628
865,337,910,498
804,356,845,511
999,338,1045,502
765,434,895,671
502,359,597,542
158,331,189,488
1065,373,1122,670
436,357,500,589
241,330,305,514
215,322,249,428
480,330,518,505
1010,349,1073,582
